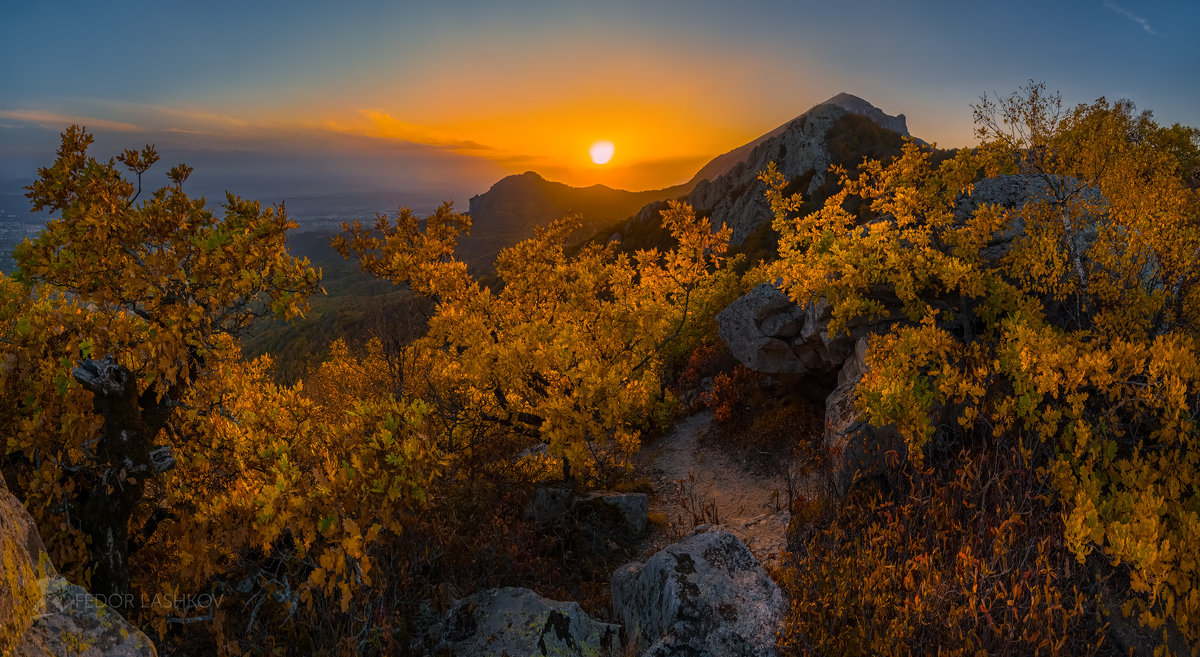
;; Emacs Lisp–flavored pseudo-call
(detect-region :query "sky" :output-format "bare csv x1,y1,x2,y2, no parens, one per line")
2,0,1198,207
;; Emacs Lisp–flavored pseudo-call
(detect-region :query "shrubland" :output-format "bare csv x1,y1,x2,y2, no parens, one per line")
768,83,1200,655
0,131,739,653
1,83,1197,656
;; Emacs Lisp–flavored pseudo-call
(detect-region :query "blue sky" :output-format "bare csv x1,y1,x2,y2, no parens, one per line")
1,0,1197,201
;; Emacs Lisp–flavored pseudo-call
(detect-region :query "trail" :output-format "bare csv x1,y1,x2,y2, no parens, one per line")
633,411,792,571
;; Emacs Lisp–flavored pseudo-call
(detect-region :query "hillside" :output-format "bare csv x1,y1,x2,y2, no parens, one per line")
463,172,690,266
468,92,913,263
4,88,1199,657
601,93,914,258
242,93,915,380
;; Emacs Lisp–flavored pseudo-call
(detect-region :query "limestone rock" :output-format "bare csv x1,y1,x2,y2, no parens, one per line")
717,283,894,399
2,481,49,652
430,587,620,657
684,94,909,246
612,528,784,657
1,477,156,657
824,92,911,137
955,174,1104,264
822,337,902,495
13,578,159,657
688,104,844,246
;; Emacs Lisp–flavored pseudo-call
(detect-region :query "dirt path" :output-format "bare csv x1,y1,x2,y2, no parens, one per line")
633,411,792,570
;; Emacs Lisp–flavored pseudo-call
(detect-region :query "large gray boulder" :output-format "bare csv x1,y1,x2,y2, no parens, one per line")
611,528,785,657
717,283,895,398
429,587,620,657
1,477,156,657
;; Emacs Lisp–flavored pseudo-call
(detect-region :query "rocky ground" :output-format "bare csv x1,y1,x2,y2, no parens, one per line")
633,410,818,573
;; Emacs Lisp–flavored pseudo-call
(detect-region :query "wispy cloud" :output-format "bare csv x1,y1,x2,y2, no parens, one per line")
322,110,495,152
0,109,142,132
1103,1,1158,35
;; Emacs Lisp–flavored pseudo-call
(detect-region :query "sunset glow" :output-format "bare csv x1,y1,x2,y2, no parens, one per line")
2,1,1197,201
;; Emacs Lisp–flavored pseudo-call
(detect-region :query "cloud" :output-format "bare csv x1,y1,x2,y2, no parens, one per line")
322,110,496,152
1103,1,1157,35
0,109,142,132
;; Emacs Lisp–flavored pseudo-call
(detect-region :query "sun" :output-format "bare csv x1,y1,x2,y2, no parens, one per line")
589,140,615,165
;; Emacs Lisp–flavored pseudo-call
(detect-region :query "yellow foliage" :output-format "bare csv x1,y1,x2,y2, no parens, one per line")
335,199,737,478
768,83,1200,646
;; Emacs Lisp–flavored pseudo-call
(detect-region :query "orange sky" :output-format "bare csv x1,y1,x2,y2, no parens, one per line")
3,2,1197,199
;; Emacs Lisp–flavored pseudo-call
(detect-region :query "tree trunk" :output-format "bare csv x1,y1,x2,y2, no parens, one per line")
71,356,164,611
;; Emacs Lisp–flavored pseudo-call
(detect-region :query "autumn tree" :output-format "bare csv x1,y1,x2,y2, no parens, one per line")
766,83,1200,647
334,200,738,481
0,127,320,605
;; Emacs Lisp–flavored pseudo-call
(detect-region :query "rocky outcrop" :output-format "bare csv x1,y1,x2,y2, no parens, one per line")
824,92,911,137
2,479,49,652
822,337,902,495
686,103,843,246
717,173,1112,494
1,477,156,657
716,283,896,399
681,93,910,245
425,587,620,657
955,174,1103,264
612,527,785,657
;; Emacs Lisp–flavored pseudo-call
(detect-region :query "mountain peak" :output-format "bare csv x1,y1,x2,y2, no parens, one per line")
817,92,909,137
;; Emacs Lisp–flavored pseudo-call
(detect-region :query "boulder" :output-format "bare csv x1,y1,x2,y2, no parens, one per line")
612,527,784,657
717,283,894,399
525,487,649,537
1,476,156,657
821,337,902,495
2,479,50,651
429,587,620,657
955,174,1104,264
579,492,648,537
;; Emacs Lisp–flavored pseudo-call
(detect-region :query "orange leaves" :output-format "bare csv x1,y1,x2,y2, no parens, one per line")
335,199,734,479
780,447,1106,656
770,88,1200,649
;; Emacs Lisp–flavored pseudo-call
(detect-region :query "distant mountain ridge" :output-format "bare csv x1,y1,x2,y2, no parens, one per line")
465,93,913,258
467,171,689,236
462,172,690,267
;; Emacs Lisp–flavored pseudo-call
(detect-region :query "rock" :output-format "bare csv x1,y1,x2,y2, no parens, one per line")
688,104,844,246
429,587,620,657
14,578,159,657
525,486,649,537
612,528,785,657
579,492,648,537
717,283,895,399
2,478,50,651
525,486,577,524
824,92,911,137
822,337,902,495
955,174,1104,264
683,94,909,246
1,476,156,657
